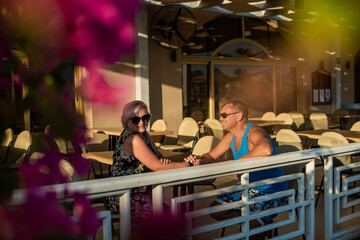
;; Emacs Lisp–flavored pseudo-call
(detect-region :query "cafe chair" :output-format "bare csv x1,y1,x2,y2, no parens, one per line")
6,130,32,165
0,128,14,163
330,108,349,129
44,125,81,162
309,112,328,130
350,121,360,131
275,129,303,151
275,145,306,240
315,132,353,207
260,111,276,133
28,152,80,182
261,111,276,120
160,117,199,152
150,119,168,147
191,136,220,189
288,112,305,131
271,113,294,137
203,118,224,141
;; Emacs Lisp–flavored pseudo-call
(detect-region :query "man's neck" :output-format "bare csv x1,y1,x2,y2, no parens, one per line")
231,119,249,139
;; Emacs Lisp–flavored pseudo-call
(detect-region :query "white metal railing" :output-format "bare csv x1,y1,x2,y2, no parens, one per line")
9,142,360,240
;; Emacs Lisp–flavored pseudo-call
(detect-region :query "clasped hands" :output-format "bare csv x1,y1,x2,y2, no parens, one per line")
184,154,201,166
159,154,201,166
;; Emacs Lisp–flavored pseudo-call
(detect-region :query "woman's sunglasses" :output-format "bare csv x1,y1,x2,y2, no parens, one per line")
219,112,239,118
130,114,151,125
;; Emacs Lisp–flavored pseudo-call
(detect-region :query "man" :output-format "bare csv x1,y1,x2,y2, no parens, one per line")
185,99,287,239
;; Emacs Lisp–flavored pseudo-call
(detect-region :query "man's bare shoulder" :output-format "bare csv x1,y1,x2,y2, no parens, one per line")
249,124,271,138
249,124,265,132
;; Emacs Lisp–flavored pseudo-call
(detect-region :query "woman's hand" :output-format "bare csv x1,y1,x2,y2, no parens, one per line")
160,158,171,165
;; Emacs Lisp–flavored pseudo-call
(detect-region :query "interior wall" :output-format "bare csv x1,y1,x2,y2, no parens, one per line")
86,61,136,129
148,40,183,139
148,6,183,140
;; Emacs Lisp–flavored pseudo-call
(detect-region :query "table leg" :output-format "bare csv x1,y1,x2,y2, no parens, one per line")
340,117,348,130
180,184,187,214
188,183,194,211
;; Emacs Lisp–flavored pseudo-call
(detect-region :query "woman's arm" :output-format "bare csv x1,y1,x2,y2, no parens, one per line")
144,131,164,158
127,134,190,171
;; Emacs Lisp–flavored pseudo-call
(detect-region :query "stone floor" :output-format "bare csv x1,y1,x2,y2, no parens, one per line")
93,161,360,240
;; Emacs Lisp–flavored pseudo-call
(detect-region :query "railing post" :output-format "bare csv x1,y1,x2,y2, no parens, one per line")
324,156,334,240
241,173,250,240
120,190,131,240
153,184,164,215
305,159,315,240
98,210,112,240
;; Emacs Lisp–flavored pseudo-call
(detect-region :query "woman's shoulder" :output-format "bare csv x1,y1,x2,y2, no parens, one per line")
123,131,146,144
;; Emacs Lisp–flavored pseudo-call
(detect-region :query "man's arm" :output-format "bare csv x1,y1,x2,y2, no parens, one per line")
239,126,274,159
184,132,233,165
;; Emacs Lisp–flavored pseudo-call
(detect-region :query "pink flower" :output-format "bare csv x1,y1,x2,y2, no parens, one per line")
79,61,128,104
72,192,101,237
19,151,65,188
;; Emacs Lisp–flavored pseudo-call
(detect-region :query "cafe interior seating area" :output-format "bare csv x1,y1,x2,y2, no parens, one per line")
2,0,360,238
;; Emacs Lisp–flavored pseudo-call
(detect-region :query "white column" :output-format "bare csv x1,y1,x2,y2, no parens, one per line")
135,6,150,107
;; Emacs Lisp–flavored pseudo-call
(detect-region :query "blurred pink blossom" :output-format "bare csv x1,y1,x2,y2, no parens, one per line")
19,151,66,188
72,192,101,237
0,191,100,240
79,61,128,104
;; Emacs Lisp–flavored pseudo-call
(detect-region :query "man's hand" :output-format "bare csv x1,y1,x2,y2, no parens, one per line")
184,154,201,166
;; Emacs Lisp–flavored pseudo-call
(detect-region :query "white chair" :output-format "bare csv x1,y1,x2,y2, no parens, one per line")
7,130,32,164
29,152,80,182
288,112,305,131
350,121,360,131
44,125,81,162
261,111,276,120
276,129,303,151
150,119,167,147
0,128,14,162
203,118,224,140
275,144,306,239
160,117,199,152
192,136,220,189
192,136,220,156
309,112,328,130
276,145,304,190
271,113,294,136
316,132,352,207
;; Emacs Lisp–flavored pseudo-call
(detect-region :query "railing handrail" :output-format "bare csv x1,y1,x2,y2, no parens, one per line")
10,142,360,206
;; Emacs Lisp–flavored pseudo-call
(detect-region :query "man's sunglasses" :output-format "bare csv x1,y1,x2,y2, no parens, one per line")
131,114,151,125
219,112,239,118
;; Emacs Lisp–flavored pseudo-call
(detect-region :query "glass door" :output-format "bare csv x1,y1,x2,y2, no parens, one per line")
214,64,274,117
182,64,209,122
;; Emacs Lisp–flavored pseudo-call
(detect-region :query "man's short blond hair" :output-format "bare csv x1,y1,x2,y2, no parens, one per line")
222,99,249,119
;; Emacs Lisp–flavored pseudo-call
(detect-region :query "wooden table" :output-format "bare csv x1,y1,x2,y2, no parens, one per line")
296,129,360,142
88,128,174,150
337,114,360,130
82,149,187,166
249,120,285,127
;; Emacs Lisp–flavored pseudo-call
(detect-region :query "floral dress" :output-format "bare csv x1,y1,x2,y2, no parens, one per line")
106,129,156,223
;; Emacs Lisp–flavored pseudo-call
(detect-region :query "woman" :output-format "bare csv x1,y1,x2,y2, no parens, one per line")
107,100,193,223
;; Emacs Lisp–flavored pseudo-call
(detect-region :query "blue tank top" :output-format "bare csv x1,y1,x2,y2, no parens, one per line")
230,123,287,193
